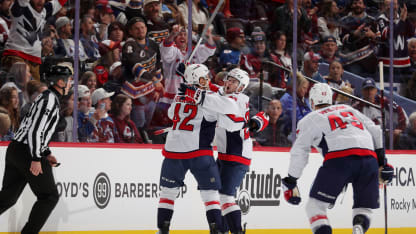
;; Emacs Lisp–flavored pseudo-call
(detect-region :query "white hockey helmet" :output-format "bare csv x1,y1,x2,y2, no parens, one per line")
184,64,210,87
309,83,333,109
226,68,249,92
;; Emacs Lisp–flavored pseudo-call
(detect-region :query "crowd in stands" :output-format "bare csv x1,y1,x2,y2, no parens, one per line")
0,0,416,149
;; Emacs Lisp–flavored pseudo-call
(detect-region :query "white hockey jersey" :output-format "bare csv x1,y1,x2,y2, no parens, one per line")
163,91,244,159
215,90,253,165
159,40,216,104
288,104,382,179
4,0,65,64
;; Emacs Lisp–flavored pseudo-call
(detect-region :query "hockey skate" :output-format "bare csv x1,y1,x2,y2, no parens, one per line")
352,224,364,234
156,221,170,234
209,223,229,234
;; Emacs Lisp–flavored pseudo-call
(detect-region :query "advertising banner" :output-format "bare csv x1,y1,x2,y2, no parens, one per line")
0,144,414,233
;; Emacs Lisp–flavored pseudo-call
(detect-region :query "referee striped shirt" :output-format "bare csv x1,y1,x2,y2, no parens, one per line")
14,89,60,161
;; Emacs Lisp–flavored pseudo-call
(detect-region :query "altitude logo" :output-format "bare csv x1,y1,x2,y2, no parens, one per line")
237,168,282,215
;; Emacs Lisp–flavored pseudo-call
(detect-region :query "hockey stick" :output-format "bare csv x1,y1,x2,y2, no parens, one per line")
379,62,388,234
153,127,172,136
262,60,381,109
185,0,225,64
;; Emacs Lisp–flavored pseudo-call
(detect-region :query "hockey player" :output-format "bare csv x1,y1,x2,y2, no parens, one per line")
281,83,394,234
157,64,245,234
215,68,269,234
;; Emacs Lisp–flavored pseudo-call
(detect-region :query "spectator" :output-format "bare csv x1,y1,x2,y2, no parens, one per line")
334,84,354,105
403,71,416,101
396,111,416,149
352,78,408,138
340,0,379,78
218,27,246,69
0,86,19,140
317,0,342,46
301,51,325,83
254,99,291,147
229,0,267,20
54,16,88,61
110,94,143,143
377,0,414,94
107,21,125,42
324,61,350,90
6,62,32,108
0,0,12,48
20,79,47,118
77,85,95,142
319,35,339,64
1,0,68,81
269,31,291,88
178,0,209,31
155,24,215,129
125,0,144,22
0,106,10,141
242,27,272,78
121,17,163,140
280,72,312,132
80,14,101,60
52,90,74,142
90,87,118,143
163,0,186,27
81,71,97,94
269,0,311,49
142,0,170,44
408,38,416,71
94,40,121,86
94,0,115,41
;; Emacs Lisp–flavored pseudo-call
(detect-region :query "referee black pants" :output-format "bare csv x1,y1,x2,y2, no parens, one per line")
0,141,59,233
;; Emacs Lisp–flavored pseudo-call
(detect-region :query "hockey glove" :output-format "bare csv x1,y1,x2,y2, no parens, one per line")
178,83,206,105
248,111,269,132
176,62,186,78
379,163,394,184
375,148,386,167
282,175,301,205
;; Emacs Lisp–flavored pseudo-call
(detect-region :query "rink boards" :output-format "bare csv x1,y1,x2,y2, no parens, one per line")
0,142,415,234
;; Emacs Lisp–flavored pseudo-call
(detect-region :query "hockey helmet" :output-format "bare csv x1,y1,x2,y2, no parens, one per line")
226,68,249,92
45,65,73,87
309,83,333,109
184,64,210,87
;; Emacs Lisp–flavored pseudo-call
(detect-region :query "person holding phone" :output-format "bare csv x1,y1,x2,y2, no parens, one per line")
89,88,119,143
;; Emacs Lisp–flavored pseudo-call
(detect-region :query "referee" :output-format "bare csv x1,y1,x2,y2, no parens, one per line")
0,65,72,233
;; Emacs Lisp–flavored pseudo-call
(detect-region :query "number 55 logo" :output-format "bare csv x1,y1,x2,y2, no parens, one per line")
93,172,111,209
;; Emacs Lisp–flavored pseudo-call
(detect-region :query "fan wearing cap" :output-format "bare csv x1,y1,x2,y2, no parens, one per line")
1,0,68,81
218,27,246,69
352,77,408,138
94,0,115,41
54,16,88,61
76,85,95,142
142,0,170,44
301,51,326,84
319,36,340,64
93,39,122,86
241,26,272,78
89,87,119,143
